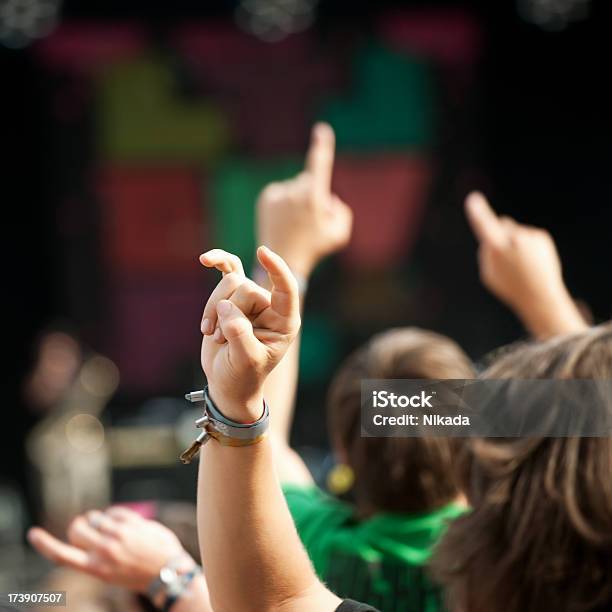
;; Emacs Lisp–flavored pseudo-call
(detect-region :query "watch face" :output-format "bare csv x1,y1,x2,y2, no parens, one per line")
160,566,179,585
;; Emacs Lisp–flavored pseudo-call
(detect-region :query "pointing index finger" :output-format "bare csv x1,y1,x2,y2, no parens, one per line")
465,191,507,248
305,122,335,202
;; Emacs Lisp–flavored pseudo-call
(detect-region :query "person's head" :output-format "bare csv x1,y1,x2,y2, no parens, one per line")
432,323,612,612
327,327,475,515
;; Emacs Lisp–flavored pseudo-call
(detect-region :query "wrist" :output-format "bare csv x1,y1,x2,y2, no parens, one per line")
207,385,265,424
281,256,315,279
516,286,588,339
149,553,197,608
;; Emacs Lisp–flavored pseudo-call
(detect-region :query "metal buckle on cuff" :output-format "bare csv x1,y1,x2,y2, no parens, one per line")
179,387,269,464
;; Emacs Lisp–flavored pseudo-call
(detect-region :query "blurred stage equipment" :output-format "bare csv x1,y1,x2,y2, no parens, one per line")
235,0,318,41
26,353,119,534
517,0,591,30
0,485,28,591
109,398,194,469
0,0,61,48
107,397,200,505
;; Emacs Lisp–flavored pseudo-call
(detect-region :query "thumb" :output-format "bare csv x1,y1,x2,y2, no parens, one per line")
333,194,353,228
216,300,264,367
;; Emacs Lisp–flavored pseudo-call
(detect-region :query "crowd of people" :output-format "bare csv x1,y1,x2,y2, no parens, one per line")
27,123,612,612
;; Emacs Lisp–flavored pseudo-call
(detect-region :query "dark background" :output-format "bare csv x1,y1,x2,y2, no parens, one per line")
2,0,611,541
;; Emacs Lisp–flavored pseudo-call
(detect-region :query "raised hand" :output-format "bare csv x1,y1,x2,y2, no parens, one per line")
256,122,353,278
28,507,192,593
199,247,301,423
465,191,587,338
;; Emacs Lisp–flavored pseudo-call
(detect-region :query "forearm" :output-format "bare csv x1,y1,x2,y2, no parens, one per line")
260,276,314,485
265,335,301,443
515,287,588,340
197,437,339,612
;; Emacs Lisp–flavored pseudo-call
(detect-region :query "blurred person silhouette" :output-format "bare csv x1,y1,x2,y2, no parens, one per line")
23,330,82,414
1,329,82,532
26,346,119,535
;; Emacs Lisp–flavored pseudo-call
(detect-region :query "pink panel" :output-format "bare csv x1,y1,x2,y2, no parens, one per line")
108,280,208,392
172,22,313,64
97,167,204,279
34,22,147,73
377,10,482,69
332,155,433,270
171,23,344,154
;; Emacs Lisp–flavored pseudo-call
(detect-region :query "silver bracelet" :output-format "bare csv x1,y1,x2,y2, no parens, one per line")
179,386,270,464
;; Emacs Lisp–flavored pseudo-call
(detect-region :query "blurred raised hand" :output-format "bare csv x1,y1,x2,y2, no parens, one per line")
256,122,353,278
199,247,301,424
465,191,587,338
28,507,211,611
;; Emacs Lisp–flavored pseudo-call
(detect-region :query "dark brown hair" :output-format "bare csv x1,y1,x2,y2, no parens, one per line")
431,323,612,612
327,327,475,515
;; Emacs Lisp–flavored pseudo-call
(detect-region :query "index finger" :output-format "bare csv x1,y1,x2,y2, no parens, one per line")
465,191,507,248
256,246,299,319
305,122,335,201
28,527,91,572
199,249,245,277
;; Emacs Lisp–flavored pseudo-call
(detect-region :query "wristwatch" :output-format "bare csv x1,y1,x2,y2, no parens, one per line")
148,557,202,611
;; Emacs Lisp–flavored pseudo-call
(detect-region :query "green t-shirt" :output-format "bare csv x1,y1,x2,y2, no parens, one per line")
283,484,464,612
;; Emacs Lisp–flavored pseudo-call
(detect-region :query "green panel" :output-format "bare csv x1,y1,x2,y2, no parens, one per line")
299,314,342,384
210,158,302,269
97,56,230,163
320,44,436,151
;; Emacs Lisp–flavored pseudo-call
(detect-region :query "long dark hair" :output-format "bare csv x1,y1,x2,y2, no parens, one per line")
431,324,612,612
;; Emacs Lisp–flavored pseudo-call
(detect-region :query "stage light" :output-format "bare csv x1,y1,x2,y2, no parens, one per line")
79,355,120,398
517,0,591,31
235,0,318,42
65,413,106,454
0,0,61,48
